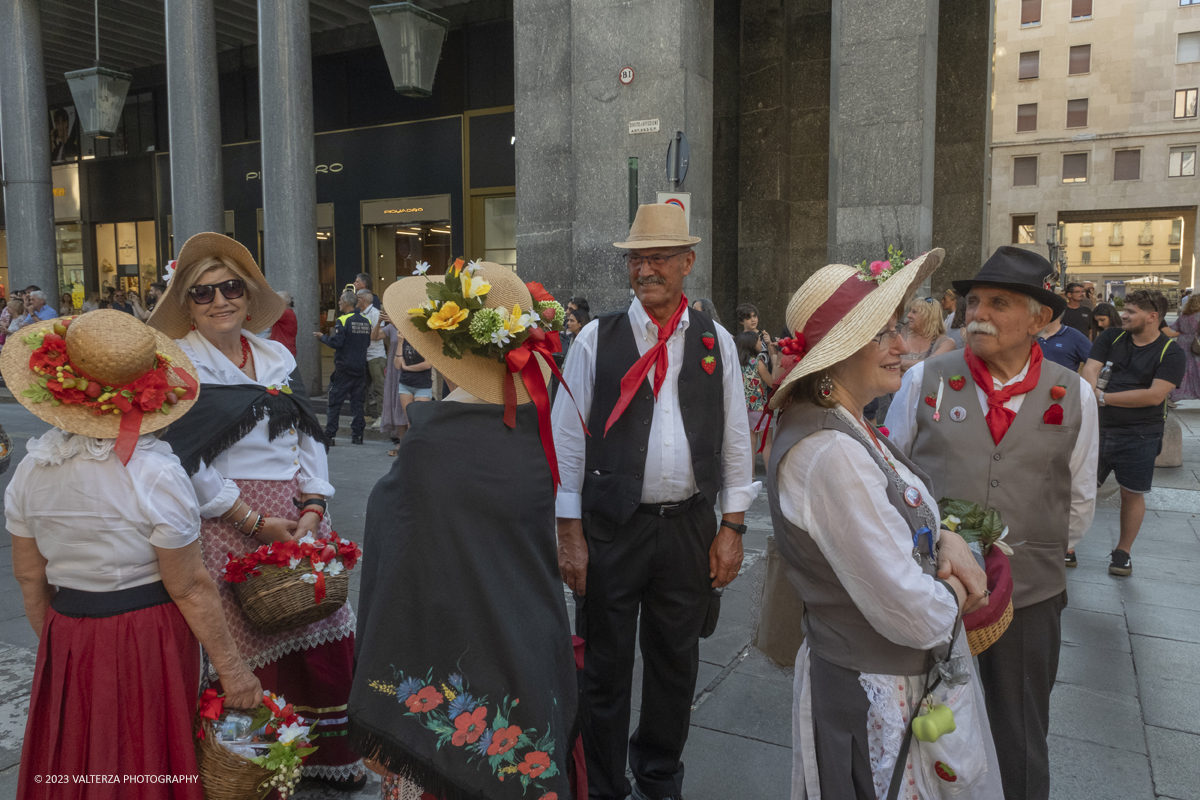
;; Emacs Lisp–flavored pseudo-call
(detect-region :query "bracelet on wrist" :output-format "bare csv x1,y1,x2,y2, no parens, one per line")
301,508,325,522
250,515,266,538
234,507,254,532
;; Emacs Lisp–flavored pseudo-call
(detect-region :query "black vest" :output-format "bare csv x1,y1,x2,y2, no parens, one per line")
582,309,725,524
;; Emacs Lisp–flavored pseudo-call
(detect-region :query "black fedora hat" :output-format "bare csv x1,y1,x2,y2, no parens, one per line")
952,246,1067,320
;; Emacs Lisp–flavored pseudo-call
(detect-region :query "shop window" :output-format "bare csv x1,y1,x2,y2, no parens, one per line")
1081,251,1092,265
1169,146,1197,177
1175,89,1199,119
1013,215,1037,244
1180,32,1200,64
1069,45,1091,75
1062,152,1088,183
1114,150,1141,181
1071,0,1092,18
1014,156,1038,186
1019,51,1040,80
1022,0,1041,26
94,220,158,300
1067,99,1089,128
1017,103,1038,132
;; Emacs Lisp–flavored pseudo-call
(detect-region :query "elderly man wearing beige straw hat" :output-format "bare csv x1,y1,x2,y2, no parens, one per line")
1,310,264,799
885,247,1098,800
550,204,759,800
762,249,1002,799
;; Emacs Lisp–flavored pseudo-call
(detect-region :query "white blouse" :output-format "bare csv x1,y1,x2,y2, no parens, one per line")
178,330,335,518
5,430,200,592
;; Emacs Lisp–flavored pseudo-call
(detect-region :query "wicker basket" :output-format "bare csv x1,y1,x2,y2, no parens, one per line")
966,600,1013,656
195,717,273,800
231,565,349,635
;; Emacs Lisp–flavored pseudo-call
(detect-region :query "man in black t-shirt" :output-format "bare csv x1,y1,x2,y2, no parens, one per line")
1084,289,1185,577
1060,282,1092,336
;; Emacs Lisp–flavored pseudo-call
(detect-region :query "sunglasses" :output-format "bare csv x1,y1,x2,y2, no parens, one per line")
188,279,246,304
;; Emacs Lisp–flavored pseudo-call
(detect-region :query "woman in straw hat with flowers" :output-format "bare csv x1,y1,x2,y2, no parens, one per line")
147,233,364,789
765,250,1004,799
348,260,583,800
2,310,263,799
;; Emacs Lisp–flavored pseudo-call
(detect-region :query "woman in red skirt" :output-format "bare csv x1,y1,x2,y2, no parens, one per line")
149,233,364,789
1,310,262,799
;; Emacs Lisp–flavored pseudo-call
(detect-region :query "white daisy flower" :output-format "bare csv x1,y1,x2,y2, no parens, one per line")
413,261,431,276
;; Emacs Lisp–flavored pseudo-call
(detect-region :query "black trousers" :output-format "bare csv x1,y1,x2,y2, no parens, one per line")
576,498,716,800
975,590,1067,800
324,369,366,438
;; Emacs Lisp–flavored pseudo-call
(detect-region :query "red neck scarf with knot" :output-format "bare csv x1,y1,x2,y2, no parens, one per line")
962,342,1043,445
604,296,688,435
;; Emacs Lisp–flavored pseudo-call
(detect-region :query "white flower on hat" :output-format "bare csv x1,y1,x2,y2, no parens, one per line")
463,260,483,276
413,261,431,276
162,260,178,283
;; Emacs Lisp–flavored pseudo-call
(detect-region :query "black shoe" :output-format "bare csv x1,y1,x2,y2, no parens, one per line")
631,784,683,800
351,435,364,445
1065,551,1077,568
325,433,337,446
1109,548,1133,577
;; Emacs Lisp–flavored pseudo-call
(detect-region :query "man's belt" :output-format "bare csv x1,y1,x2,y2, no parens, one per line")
635,492,706,518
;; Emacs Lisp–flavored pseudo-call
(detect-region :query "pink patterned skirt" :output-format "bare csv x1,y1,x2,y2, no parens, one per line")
201,476,361,780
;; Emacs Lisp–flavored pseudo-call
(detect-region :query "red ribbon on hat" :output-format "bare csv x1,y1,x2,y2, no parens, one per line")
113,367,199,466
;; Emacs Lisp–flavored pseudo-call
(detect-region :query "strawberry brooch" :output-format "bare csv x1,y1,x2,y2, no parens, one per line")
1050,384,1066,400
924,393,937,407
701,356,716,375
701,332,715,350
948,375,966,391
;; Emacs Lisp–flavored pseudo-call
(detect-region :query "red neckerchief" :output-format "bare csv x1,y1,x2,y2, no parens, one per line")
604,296,689,435
962,342,1043,445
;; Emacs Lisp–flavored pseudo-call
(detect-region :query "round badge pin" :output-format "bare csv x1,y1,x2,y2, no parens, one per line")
950,406,967,422
904,486,922,508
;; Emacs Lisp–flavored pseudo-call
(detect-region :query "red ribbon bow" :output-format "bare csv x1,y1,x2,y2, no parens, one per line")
113,368,199,466
753,332,808,451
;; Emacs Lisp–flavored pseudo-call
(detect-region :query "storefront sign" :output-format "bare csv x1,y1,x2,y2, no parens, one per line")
52,164,81,222
245,163,343,180
361,194,452,226
629,119,660,135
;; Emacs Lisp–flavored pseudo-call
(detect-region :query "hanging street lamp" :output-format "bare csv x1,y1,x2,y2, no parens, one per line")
64,0,132,138
370,2,450,98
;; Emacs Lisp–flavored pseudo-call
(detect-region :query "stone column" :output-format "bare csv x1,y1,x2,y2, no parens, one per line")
0,0,59,295
258,0,321,393
828,0,939,270
165,0,224,245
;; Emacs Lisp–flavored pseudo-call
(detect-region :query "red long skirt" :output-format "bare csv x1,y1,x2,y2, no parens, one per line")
18,604,204,800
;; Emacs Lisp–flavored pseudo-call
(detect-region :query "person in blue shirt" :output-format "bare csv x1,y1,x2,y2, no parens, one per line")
1038,311,1092,372
315,291,372,444
8,291,58,333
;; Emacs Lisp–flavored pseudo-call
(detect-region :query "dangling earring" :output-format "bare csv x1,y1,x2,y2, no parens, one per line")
819,375,834,398
190,323,195,331
246,314,252,321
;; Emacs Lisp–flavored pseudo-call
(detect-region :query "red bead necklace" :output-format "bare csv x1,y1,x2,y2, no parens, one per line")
237,335,252,369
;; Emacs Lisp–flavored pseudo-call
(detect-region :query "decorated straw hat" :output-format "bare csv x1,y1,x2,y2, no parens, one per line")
769,248,944,409
0,310,199,450
147,232,286,340
614,203,702,250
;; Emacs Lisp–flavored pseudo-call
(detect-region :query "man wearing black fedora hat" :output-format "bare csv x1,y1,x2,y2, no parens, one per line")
886,246,1098,800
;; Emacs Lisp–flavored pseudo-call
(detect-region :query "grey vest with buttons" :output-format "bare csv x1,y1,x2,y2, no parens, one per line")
767,402,943,676
910,349,1081,609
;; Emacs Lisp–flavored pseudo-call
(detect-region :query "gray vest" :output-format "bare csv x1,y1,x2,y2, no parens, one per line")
910,349,1081,609
767,402,944,676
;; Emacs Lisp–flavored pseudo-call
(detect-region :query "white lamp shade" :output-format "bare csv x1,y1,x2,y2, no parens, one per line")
370,3,449,98
64,66,132,138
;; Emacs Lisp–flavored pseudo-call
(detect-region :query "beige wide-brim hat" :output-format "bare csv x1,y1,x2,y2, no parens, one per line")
614,203,702,249
769,248,944,409
0,310,199,438
384,263,550,405
147,232,286,339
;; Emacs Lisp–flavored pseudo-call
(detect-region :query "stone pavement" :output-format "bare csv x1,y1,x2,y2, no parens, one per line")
0,396,1196,798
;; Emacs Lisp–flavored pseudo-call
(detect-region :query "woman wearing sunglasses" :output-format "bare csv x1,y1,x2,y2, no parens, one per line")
148,233,366,790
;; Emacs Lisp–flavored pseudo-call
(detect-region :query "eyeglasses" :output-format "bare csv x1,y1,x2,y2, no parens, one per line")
625,251,690,269
871,325,904,347
187,279,246,304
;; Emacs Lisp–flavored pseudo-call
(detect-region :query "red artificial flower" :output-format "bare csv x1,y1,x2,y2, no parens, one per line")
518,751,551,779
451,706,489,746
488,724,523,756
29,333,69,371
405,685,444,713
199,688,225,721
1043,404,1063,425
45,379,87,405
127,369,170,411
525,282,554,303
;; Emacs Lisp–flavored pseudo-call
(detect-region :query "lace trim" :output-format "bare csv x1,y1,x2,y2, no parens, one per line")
25,429,170,466
301,761,364,781
206,620,356,680
859,673,909,800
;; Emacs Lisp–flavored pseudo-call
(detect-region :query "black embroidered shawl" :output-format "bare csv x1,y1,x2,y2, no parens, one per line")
159,367,327,476
348,401,578,800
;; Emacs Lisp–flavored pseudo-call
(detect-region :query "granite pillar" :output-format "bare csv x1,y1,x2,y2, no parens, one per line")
710,0,741,322
0,0,58,295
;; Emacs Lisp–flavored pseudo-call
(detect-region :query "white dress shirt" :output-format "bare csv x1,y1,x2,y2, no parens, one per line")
6,430,200,592
886,358,1098,548
550,298,760,519
361,305,387,361
179,330,335,518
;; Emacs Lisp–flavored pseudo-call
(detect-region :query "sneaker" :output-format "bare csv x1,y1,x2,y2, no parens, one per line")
1065,551,1077,568
1109,549,1133,577
370,418,382,430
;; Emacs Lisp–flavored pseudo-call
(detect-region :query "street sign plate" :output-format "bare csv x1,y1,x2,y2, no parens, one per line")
656,191,691,228
629,119,660,134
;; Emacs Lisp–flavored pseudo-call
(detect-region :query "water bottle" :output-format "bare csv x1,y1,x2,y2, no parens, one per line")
218,713,254,742
1096,361,1113,391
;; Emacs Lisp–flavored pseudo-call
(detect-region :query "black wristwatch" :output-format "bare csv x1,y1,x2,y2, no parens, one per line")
720,520,748,536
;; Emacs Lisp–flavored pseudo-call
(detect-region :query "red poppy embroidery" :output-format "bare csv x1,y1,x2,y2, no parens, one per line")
518,751,552,779
488,724,523,756
1043,404,1064,425
451,706,489,746
405,685,444,713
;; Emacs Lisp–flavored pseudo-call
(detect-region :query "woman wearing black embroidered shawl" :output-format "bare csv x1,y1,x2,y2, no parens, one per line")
148,233,364,789
349,262,582,800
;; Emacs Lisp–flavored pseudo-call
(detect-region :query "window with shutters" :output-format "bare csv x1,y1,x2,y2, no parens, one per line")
1169,146,1197,177
1062,153,1088,183
1071,0,1092,18
1172,219,1184,244
1081,251,1092,265
1142,250,1152,265
1012,215,1037,244
1022,0,1041,25
1175,89,1198,119
1172,249,1182,264
1139,221,1154,246
1069,45,1091,75
1019,51,1040,80
1067,99,1089,128
1013,156,1038,186
1114,150,1141,181
1179,33,1200,64
1110,222,1124,246
1017,103,1038,132
1081,223,1094,247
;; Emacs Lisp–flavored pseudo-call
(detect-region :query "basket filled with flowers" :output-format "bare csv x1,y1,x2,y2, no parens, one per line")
940,499,1015,656
222,532,362,635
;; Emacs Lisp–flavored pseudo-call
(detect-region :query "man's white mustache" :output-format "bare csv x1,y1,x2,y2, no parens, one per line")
637,277,665,285
967,321,999,336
